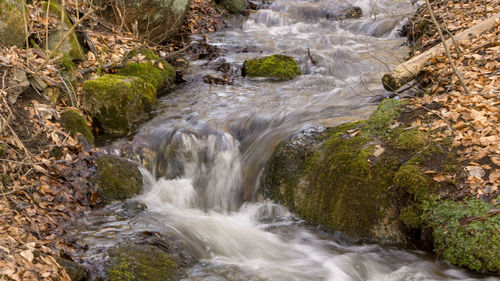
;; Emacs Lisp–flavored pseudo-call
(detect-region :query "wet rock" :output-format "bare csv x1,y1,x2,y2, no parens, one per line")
243,54,301,81
95,155,143,203
6,69,29,104
42,1,85,61
60,108,95,145
118,48,176,91
82,74,157,136
95,0,191,44
0,0,27,47
216,0,247,14
105,244,178,281
203,74,233,85
55,257,86,281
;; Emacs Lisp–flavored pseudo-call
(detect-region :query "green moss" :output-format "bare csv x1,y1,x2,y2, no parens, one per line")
243,55,301,81
364,98,407,138
82,74,157,135
399,204,423,228
107,245,177,281
95,155,142,203
394,164,430,202
394,128,426,151
422,197,500,273
117,62,174,89
60,108,94,145
219,0,247,13
0,0,27,47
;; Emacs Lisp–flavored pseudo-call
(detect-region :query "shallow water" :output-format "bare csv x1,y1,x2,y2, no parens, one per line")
71,0,500,280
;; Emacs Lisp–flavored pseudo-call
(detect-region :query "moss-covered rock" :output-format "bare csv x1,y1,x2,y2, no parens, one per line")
217,0,247,14
42,1,85,61
105,244,178,281
422,197,500,273
82,74,157,136
0,0,27,47
261,99,408,244
243,55,301,81
60,108,94,145
95,155,143,203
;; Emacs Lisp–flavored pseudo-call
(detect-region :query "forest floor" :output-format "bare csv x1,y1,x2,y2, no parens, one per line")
401,0,499,199
0,0,498,279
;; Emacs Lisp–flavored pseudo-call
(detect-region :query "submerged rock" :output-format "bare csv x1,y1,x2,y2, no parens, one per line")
95,0,191,44
105,244,178,281
95,155,143,203
60,108,94,145
0,0,27,47
243,54,301,81
82,74,157,136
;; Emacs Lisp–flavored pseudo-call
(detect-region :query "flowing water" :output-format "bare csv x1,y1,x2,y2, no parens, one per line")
71,0,500,280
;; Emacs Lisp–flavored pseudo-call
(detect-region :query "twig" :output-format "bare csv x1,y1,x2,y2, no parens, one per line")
22,0,29,49
424,0,471,95
33,9,94,77
45,0,51,52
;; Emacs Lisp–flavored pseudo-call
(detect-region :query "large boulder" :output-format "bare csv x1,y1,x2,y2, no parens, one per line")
42,1,85,61
82,74,157,136
243,54,301,81
95,155,143,203
261,98,500,273
0,0,27,47
96,0,191,44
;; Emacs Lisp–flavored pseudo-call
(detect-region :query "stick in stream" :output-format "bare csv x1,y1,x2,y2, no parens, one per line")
381,13,499,91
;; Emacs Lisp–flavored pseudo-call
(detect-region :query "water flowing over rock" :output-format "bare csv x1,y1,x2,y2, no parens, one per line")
95,0,191,43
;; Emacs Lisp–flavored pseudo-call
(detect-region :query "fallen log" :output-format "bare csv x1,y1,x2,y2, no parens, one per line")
382,13,500,91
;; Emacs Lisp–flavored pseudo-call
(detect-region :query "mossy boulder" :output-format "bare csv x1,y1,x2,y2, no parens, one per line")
422,197,500,273
82,74,157,136
60,108,94,145
217,0,247,14
243,55,301,81
95,155,143,203
105,244,178,281
261,98,500,272
42,1,85,61
94,0,191,44
0,0,26,47
117,48,175,90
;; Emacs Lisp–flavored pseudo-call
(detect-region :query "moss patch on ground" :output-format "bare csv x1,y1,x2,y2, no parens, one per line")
60,108,94,145
422,197,500,273
82,74,157,136
243,54,301,81
95,155,142,203
106,244,177,281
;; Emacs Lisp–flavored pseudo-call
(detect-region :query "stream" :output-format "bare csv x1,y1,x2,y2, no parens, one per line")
70,0,499,280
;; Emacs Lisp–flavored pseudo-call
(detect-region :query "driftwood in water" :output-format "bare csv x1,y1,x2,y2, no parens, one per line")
382,13,500,91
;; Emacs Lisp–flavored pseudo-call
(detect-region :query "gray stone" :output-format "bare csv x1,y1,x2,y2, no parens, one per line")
6,69,29,104
0,0,27,48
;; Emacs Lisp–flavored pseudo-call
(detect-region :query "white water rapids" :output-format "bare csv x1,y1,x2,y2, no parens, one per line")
71,0,500,280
